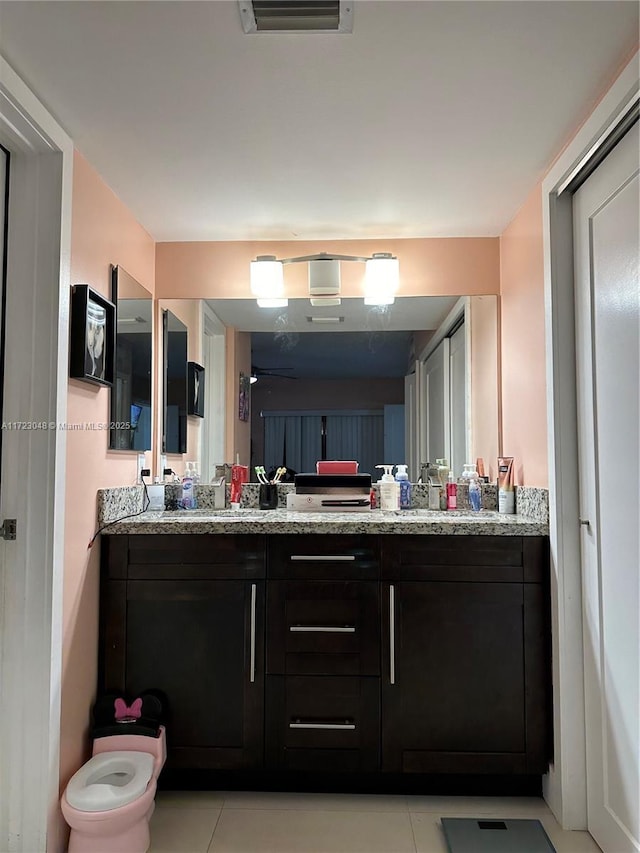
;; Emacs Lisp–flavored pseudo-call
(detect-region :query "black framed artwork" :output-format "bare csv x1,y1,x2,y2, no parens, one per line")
187,361,205,417
69,284,115,387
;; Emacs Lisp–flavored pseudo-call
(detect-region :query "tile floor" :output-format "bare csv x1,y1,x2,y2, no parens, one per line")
149,791,603,853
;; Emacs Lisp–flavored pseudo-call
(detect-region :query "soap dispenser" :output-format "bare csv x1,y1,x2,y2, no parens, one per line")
375,465,399,511
395,464,412,509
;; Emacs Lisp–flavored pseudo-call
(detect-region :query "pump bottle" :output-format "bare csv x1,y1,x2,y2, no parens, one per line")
181,463,195,510
395,464,412,509
375,465,399,511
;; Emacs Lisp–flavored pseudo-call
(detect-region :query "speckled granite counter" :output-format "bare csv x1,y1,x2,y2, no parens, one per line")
100,507,547,536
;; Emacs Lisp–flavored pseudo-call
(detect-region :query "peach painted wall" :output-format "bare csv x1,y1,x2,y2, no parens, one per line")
497,47,639,489
61,151,155,794
155,238,500,300
499,186,548,487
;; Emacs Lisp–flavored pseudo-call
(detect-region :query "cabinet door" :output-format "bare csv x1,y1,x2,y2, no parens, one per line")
382,581,526,774
124,579,264,770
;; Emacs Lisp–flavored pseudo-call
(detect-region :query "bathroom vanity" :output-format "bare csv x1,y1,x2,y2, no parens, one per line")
99,510,551,792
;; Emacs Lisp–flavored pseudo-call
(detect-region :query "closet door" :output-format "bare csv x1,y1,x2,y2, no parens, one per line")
574,121,639,853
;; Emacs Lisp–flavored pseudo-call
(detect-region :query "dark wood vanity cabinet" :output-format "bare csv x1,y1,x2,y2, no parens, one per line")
265,535,381,772
100,534,266,771
100,532,551,782
380,536,550,775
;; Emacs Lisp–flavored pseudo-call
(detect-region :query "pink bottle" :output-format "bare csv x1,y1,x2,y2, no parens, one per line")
446,472,457,510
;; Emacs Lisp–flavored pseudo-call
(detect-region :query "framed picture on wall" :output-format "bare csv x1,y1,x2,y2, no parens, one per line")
188,361,205,417
69,284,115,387
239,372,250,422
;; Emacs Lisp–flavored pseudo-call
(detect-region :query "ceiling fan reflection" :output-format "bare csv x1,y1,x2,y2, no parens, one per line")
251,365,298,380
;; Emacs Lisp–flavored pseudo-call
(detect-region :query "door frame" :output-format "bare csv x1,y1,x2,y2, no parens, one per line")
0,56,73,851
542,51,639,829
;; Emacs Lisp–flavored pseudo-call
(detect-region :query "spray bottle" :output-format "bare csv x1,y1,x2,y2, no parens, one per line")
375,465,399,511
395,464,412,509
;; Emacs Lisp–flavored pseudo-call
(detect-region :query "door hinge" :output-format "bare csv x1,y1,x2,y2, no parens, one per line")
1,519,17,540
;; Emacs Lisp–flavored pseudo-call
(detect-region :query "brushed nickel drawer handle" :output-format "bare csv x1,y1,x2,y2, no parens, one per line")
389,584,396,685
289,625,356,633
289,722,356,730
250,583,256,684
290,555,356,562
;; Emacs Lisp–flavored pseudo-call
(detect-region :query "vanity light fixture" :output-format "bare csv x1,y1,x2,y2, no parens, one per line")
249,251,399,307
364,253,400,305
250,255,287,305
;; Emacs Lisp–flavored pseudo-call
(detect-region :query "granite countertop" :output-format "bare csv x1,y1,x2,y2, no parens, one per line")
100,507,548,536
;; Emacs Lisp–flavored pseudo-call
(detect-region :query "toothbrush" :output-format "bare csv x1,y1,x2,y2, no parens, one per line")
255,466,269,485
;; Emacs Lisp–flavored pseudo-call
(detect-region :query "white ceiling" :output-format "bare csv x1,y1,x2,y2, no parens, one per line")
0,1,637,242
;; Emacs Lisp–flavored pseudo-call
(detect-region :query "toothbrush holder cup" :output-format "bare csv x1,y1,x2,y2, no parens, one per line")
259,484,279,510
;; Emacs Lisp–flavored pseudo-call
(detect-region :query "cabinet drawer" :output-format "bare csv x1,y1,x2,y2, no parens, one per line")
381,535,525,582
267,581,380,675
266,676,380,772
127,534,266,580
269,535,379,580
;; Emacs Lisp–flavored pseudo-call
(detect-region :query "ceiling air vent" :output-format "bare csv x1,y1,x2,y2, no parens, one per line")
239,1,353,33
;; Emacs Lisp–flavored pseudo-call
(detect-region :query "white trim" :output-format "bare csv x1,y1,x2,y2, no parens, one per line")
542,51,639,830
0,55,73,852
417,295,466,363
201,301,226,482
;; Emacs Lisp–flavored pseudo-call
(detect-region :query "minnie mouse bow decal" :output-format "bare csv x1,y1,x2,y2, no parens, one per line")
114,697,142,720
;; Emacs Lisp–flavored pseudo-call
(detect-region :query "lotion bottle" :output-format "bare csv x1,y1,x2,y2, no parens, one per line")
375,465,399,511
395,464,412,509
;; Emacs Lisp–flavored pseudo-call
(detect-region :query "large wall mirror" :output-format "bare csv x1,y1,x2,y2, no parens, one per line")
109,265,153,451
160,294,499,481
162,309,188,455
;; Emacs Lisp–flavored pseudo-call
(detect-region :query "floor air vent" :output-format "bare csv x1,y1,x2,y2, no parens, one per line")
239,1,353,33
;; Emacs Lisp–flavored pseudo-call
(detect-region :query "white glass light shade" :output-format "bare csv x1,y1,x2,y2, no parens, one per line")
364,254,399,305
250,256,284,299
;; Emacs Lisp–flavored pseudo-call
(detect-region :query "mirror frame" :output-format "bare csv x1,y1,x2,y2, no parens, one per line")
109,265,153,452
162,308,188,455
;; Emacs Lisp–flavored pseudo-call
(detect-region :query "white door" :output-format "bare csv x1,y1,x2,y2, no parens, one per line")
420,338,450,467
574,121,639,853
0,144,7,629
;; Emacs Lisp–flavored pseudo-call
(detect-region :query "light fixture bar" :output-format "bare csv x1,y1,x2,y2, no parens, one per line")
280,251,370,264
249,250,400,308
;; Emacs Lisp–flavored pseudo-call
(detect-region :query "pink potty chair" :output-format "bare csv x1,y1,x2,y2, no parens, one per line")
61,694,167,853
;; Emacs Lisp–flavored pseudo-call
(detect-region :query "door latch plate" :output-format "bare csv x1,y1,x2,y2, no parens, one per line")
1,519,17,540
